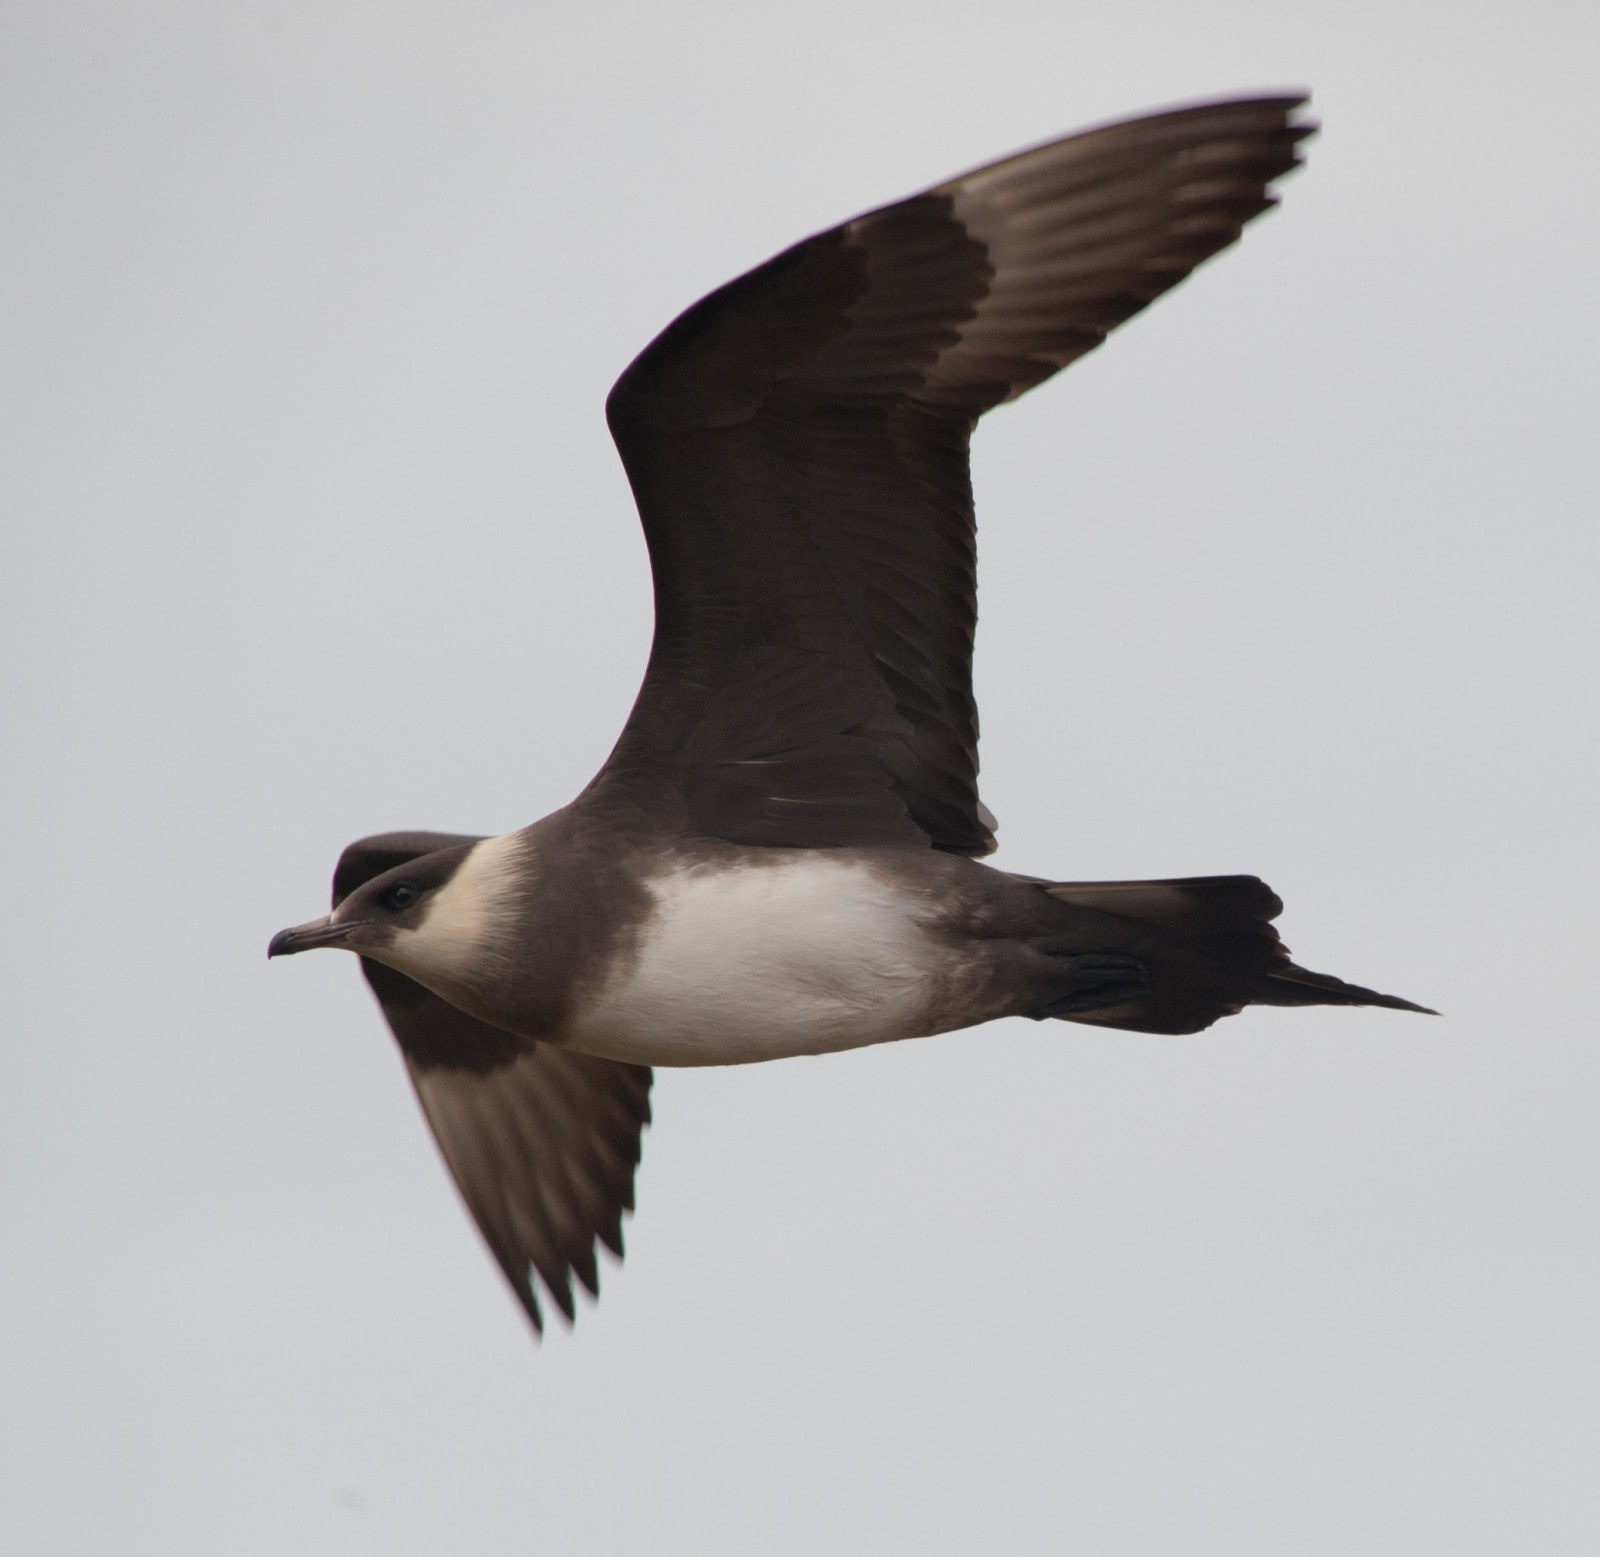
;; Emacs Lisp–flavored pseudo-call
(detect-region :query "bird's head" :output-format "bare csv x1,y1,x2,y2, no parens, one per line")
269,833,528,1008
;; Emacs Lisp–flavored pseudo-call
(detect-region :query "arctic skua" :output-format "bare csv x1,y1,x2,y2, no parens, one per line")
270,95,1429,1334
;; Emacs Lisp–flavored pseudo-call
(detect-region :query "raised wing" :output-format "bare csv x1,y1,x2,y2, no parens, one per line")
596,96,1311,854
334,833,652,1332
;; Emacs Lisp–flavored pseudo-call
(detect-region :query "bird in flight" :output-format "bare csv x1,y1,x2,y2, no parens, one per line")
270,95,1428,1335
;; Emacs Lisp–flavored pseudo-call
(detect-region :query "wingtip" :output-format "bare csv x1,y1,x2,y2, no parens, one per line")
515,1279,547,1338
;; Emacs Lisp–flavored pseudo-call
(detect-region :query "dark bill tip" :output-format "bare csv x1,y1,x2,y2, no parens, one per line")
268,916,358,959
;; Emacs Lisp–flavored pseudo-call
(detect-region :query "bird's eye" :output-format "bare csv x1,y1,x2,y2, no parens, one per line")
380,882,420,911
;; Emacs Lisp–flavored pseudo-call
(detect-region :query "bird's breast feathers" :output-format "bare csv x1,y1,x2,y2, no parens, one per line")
565,853,950,1066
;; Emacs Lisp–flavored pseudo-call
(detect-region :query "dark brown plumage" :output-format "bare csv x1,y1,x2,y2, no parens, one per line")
272,96,1427,1337
334,833,651,1332
598,97,1311,855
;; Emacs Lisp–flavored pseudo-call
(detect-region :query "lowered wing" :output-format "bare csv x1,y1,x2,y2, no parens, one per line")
334,832,652,1332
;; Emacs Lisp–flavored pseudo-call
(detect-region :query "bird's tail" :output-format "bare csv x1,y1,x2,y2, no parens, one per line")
1038,875,1432,1034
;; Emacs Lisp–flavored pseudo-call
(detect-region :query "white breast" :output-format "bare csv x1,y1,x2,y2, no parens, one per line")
566,854,945,1065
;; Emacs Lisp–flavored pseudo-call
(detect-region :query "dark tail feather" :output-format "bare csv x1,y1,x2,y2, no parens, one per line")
1254,962,1435,1014
1040,875,1433,1033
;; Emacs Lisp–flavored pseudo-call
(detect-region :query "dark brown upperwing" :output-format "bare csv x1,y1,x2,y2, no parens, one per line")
333,832,652,1334
598,96,1311,854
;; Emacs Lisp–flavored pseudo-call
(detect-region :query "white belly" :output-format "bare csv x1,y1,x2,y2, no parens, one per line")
565,854,946,1065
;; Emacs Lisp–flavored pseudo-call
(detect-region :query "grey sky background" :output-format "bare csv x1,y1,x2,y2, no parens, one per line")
4,2,1596,1552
